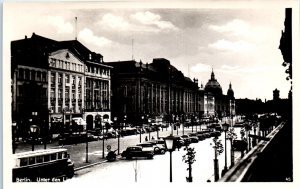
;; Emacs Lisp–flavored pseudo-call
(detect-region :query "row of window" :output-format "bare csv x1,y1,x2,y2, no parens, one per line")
49,105,82,114
18,68,47,82
50,88,82,99
51,73,83,87
86,65,110,76
86,79,109,89
49,58,84,73
19,152,67,167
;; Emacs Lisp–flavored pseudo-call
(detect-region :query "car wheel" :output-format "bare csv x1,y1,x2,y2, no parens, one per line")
160,149,166,154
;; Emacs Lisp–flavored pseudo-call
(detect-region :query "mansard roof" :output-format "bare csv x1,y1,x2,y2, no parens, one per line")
11,33,104,70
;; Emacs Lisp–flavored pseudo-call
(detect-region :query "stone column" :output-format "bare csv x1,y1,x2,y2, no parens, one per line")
75,75,79,113
47,71,51,110
62,73,65,109
55,72,58,113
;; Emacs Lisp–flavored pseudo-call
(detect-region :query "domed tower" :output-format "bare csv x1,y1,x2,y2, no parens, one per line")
227,82,234,99
204,69,223,95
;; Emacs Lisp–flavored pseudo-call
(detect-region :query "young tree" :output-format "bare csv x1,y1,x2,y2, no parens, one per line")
182,146,196,182
211,136,223,181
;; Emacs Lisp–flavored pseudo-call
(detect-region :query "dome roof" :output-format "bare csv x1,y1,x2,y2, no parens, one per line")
204,70,223,95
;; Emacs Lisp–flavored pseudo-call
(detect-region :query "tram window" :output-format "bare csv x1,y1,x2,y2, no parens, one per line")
50,153,57,161
63,152,67,158
57,152,62,159
44,155,50,162
36,156,43,163
20,158,28,166
29,157,35,165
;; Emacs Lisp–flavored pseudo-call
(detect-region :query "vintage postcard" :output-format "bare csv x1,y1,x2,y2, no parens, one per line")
2,0,299,189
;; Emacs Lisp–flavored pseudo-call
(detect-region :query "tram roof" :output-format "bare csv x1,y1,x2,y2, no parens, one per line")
13,148,68,159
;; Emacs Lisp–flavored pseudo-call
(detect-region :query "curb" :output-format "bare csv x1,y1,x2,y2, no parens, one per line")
74,155,122,171
74,160,108,171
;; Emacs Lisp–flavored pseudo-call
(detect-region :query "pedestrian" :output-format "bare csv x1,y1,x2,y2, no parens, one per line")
145,136,148,141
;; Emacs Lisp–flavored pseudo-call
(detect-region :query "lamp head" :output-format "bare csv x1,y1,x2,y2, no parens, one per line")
163,135,177,151
223,123,229,131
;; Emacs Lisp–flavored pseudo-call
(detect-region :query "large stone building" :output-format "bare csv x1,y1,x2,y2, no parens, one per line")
107,58,200,124
11,33,112,136
107,58,235,125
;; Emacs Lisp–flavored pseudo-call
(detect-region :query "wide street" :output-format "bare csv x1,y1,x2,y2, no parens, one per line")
14,117,248,182
69,139,217,183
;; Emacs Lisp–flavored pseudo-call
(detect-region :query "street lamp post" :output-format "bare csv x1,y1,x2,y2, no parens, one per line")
163,134,177,182
114,117,120,155
191,115,194,133
98,115,104,159
140,116,144,143
43,120,47,150
222,123,229,176
182,114,185,135
30,125,38,151
148,116,151,140
124,115,127,130
171,114,175,135
85,120,89,163
195,116,198,132
12,122,17,154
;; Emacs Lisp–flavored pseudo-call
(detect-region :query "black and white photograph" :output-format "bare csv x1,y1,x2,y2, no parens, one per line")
2,0,299,187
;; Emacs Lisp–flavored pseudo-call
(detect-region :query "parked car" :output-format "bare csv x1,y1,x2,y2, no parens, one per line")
188,133,197,137
189,136,199,143
105,131,116,138
196,134,205,141
181,135,191,146
87,133,100,141
175,137,185,149
58,133,91,145
151,139,165,149
121,146,154,159
148,140,166,154
136,142,157,154
24,136,44,145
210,131,221,137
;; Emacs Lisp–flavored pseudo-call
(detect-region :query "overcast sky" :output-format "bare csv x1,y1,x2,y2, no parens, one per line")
4,2,293,100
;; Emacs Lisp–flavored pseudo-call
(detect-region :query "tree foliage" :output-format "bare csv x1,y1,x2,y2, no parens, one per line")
182,146,196,169
212,137,224,156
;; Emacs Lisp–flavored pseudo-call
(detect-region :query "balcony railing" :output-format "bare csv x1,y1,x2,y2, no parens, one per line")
219,121,291,182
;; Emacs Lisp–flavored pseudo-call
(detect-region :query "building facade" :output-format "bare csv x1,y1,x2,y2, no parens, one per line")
108,58,235,125
107,58,200,124
203,70,236,117
11,33,112,136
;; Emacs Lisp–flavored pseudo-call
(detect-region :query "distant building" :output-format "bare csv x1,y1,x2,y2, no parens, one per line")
265,89,290,116
235,98,265,116
273,88,280,101
11,33,112,136
203,70,235,117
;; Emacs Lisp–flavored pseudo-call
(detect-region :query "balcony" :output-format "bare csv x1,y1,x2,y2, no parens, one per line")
219,120,292,182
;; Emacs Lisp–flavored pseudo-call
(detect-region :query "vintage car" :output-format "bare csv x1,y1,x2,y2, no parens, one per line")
121,146,154,159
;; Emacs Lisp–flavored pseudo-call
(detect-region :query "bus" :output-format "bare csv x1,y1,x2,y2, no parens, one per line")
12,148,74,182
